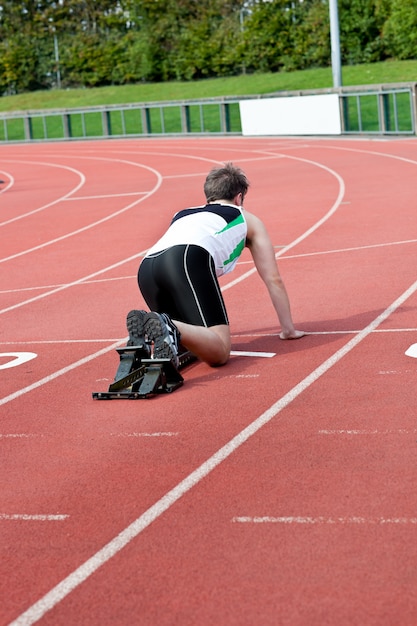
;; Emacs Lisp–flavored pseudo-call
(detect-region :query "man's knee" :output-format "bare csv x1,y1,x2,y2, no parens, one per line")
208,349,230,367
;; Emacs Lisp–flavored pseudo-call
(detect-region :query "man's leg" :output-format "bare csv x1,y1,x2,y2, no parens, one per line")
173,321,230,367
138,245,231,366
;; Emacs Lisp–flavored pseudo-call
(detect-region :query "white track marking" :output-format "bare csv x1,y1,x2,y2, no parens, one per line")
111,432,179,438
1,153,344,347
231,328,417,338
405,343,417,358
223,156,345,291
0,352,37,369
1,327,416,347
316,143,417,168
0,347,271,406
318,429,417,435
0,339,123,345
0,275,135,295
0,171,14,194
9,277,417,626
0,514,68,521
0,434,42,439
5,236,415,295
0,341,123,407
64,191,149,200
0,161,86,227
0,252,147,315
0,160,161,263
230,350,275,358
232,516,417,525
281,238,417,260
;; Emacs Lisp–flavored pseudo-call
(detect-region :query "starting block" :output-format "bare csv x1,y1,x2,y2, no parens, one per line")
92,344,196,400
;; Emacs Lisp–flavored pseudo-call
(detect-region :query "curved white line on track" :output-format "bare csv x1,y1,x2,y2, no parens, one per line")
313,143,417,168
223,154,345,291
0,151,341,313
0,161,86,227
0,171,14,194
0,159,162,264
9,276,417,626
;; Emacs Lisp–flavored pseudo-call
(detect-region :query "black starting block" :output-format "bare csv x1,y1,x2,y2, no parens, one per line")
92,344,196,400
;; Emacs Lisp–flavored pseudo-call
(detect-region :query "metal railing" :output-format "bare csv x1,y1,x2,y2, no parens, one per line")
339,83,416,134
1,82,415,142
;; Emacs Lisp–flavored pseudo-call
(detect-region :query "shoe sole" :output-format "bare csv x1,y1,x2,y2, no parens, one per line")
126,310,147,348
144,312,178,364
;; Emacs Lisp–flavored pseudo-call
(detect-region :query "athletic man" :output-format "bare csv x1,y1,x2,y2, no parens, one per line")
127,163,305,367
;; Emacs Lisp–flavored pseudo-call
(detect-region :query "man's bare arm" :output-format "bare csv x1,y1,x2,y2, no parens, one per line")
245,211,305,339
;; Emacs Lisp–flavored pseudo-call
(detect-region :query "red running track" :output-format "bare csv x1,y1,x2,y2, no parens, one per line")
1,136,417,625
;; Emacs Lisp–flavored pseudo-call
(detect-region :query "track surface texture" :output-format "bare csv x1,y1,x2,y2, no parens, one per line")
1,136,417,626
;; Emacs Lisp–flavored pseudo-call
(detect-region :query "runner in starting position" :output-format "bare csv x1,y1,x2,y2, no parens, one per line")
127,163,305,367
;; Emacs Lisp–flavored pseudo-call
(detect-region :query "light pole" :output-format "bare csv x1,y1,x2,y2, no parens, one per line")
53,31,61,89
329,0,342,87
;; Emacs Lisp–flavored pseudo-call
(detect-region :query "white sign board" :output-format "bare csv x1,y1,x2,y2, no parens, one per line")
240,94,342,136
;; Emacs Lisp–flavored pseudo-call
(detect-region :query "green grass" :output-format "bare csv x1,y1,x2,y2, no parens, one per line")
1,59,416,113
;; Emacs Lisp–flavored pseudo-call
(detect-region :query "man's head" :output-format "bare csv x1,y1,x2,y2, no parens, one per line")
204,162,250,204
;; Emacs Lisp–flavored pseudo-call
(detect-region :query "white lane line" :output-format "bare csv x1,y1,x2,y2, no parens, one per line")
2,153,343,315
0,514,68,521
110,432,179,438
0,161,85,228
281,238,417,260
318,429,417,435
4,236,415,295
0,339,123,345
64,192,149,200
9,277,417,626
231,328,417,338
0,252,147,315
0,347,272,405
230,350,275,358
0,341,123,407
309,328,417,334
223,155,345,292
232,516,417,525
0,274,135,294
0,160,161,263
0,434,42,439
6,236,416,295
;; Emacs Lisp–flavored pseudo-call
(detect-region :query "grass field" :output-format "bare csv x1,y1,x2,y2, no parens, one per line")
1,59,416,113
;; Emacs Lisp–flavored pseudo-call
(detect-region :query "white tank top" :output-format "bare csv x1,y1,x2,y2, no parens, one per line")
146,203,247,277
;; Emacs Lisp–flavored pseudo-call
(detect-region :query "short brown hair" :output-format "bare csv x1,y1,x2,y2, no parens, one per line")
204,162,250,203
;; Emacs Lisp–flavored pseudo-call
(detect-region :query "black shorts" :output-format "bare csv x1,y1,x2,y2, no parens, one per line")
138,244,229,327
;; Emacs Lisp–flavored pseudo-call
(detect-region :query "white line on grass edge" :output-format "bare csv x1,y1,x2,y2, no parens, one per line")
10,277,417,626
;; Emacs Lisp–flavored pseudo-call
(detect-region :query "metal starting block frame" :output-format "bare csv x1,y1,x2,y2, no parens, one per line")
92,345,195,400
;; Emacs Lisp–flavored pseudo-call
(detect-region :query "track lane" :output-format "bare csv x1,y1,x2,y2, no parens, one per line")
1,137,416,625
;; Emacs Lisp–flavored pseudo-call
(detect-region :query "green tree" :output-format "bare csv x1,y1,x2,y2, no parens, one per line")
288,0,331,70
240,0,297,73
383,0,417,59
339,0,387,64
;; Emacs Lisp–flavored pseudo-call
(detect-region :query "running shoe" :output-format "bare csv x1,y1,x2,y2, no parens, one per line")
144,312,181,368
126,309,151,357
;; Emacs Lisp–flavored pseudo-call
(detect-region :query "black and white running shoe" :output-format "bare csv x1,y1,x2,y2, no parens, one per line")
126,310,151,357
144,312,181,368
